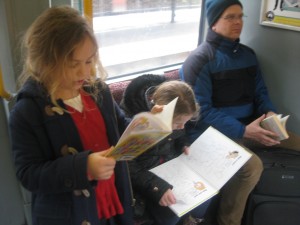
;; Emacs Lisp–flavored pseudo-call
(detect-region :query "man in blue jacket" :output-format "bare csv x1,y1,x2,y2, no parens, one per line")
181,0,281,147
180,1,268,225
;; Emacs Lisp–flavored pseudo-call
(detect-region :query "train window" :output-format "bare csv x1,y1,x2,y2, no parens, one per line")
73,0,202,79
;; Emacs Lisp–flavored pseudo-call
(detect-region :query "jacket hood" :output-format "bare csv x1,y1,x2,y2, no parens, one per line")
120,74,166,118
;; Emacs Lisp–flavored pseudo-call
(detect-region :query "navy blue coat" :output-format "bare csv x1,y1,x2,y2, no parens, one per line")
9,79,133,225
181,29,276,141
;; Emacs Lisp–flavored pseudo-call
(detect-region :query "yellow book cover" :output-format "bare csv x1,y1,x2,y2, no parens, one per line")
106,97,178,161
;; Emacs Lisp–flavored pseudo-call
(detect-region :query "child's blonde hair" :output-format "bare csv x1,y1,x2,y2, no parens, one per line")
152,80,200,120
18,6,107,104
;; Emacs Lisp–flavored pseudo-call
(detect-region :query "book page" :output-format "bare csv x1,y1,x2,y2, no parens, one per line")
179,127,252,190
151,96,178,130
261,114,289,141
108,131,170,160
150,156,218,217
106,97,178,160
280,115,290,130
118,97,178,143
117,112,166,143
149,126,251,217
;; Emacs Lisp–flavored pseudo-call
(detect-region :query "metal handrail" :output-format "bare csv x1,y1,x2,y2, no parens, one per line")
0,65,12,101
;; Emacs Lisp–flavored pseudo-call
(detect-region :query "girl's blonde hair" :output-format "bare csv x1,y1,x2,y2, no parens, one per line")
18,6,107,104
152,80,200,120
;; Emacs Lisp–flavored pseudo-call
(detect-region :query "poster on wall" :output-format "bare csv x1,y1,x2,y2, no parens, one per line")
260,0,300,31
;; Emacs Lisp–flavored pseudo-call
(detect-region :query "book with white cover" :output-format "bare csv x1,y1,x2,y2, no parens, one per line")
150,126,252,217
260,114,290,141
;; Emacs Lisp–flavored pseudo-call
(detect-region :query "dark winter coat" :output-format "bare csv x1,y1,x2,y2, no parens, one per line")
129,130,187,202
120,74,167,118
120,74,188,203
9,79,133,225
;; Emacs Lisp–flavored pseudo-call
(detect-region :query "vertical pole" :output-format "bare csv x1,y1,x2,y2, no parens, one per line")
83,0,93,26
171,0,176,23
0,65,12,101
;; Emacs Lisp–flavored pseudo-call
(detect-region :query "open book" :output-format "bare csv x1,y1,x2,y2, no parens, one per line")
150,126,252,217
260,114,290,141
106,97,178,161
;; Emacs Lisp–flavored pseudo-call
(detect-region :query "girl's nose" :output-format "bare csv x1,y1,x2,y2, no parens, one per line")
78,64,89,77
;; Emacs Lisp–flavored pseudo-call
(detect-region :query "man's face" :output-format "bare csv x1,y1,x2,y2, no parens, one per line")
212,4,244,41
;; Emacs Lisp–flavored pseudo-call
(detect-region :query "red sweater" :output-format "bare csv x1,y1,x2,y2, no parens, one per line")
67,92,123,219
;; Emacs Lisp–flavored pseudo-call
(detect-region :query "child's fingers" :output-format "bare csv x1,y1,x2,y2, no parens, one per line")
151,105,164,114
101,146,114,157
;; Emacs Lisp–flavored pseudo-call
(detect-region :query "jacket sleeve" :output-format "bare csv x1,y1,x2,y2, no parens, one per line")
180,47,246,139
128,153,173,203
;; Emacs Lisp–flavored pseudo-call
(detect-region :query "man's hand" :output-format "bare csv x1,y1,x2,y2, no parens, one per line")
266,111,276,118
244,114,280,146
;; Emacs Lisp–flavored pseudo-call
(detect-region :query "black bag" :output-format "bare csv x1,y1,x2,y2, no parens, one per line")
243,148,300,225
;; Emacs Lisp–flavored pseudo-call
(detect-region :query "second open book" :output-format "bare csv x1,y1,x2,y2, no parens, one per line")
150,126,252,217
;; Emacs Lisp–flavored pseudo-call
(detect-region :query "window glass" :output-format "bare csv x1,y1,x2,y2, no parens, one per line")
73,0,202,78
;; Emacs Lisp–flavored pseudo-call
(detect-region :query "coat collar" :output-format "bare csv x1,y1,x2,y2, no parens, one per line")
206,28,241,54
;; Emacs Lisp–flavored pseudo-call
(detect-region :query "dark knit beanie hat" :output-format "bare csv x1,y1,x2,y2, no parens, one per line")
205,0,243,27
